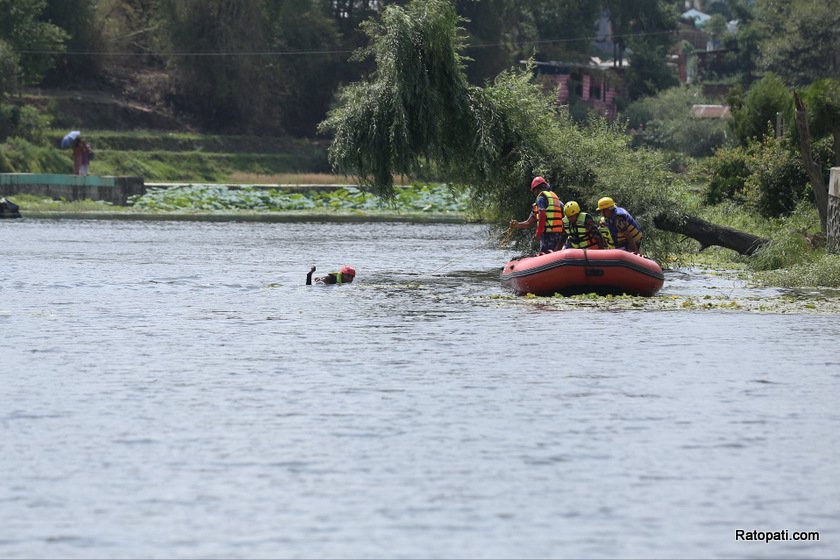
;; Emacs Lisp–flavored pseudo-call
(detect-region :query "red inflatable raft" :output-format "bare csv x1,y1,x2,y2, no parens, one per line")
501,248,664,297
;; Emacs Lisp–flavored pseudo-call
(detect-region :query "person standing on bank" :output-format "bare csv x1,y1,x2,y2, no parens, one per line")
596,197,642,253
306,265,356,285
72,137,93,176
561,201,606,249
509,176,565,254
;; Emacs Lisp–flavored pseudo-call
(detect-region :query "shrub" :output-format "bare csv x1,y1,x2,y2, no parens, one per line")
1,104,53,143
748,201,822,272
0,104,53,143
703,145,751,204
704,135,821,218
743,136,811,217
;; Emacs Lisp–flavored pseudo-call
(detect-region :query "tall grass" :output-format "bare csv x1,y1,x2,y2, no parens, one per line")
695,199,840,287
754,255,840,288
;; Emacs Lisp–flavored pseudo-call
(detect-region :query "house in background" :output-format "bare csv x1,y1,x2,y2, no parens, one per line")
689,104,730,118
524,58,625,120
681,8,712,29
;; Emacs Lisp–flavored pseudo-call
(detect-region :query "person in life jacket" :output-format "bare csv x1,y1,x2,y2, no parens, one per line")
306,265,356,285
598,216,616,249
561,201,606,250
596,197,643,253
509,176,565,254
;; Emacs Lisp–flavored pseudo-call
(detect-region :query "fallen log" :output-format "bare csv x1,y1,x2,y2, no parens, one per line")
654,212,769,256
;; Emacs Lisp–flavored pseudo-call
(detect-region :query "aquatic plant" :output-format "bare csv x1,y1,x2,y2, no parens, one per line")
128,183,469,214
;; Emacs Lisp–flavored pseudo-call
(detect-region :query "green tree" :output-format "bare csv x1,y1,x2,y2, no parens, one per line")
456,0,601,85
603,0,679,99
456,0,538,84
0,39,21,97
319,0,476,195
95,0,162,56
267,0,346,136
802,79,840,167
0,0,67,84
730,72,791,145
623,38,678,100
729,22,761,86
321,0,381,36
705,13,728,39
159,0,279,132
754,0,840,86
42,0,102,83
603,0,677,66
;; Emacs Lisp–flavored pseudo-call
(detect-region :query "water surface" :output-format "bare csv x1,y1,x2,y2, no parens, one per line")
2,219,838,558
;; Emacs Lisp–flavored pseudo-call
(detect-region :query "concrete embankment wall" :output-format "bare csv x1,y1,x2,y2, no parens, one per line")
1,174,364,206
0,173,145,205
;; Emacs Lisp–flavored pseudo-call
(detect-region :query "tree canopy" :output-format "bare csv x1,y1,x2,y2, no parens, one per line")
0,0,67,86
0,0,837,141
754,0,840,86
319,0,688,258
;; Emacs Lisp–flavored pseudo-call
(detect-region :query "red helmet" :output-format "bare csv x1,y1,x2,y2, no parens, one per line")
340,265,356,278
530,176,547,191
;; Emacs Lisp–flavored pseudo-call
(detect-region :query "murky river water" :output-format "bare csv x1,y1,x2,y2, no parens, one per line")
2,219,839,559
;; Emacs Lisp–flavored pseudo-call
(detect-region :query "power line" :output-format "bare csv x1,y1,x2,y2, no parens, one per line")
13,48,356,57
11,28,682,57
465,28,680,49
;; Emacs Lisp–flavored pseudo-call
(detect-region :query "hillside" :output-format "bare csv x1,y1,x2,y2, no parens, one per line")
7,88,332,182
22,88,187,131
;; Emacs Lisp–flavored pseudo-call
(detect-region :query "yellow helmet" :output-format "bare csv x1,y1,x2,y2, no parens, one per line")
597,197,616,211
564,200,580,217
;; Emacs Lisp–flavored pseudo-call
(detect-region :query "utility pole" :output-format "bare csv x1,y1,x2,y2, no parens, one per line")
829,168,840,254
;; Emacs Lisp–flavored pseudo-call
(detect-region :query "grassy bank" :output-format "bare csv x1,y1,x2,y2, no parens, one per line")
690,199,840,288
2,130,331,181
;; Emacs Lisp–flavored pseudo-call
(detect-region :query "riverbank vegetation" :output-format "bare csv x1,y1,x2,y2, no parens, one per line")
319,0,839,286
12,181,473,219
2,0,839,289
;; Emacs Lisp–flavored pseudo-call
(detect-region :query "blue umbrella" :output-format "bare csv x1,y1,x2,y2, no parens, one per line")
61,130,80,149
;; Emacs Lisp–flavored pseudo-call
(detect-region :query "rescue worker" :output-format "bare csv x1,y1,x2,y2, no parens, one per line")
596,197,642,253
561,201,605,250
509,176,565,254
598,216,616,249
306,265,356,285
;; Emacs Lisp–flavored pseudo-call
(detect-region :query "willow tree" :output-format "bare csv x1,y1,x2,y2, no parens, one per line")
319,0,766,257
320,0,621,215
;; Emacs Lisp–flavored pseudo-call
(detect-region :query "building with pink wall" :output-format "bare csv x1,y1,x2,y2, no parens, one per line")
525,58,625,120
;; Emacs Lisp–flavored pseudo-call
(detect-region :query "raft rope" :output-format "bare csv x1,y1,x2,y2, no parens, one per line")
419,226,514,278
422,245,484,277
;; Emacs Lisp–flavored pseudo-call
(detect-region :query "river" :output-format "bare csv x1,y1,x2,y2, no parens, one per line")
2,219,838,559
